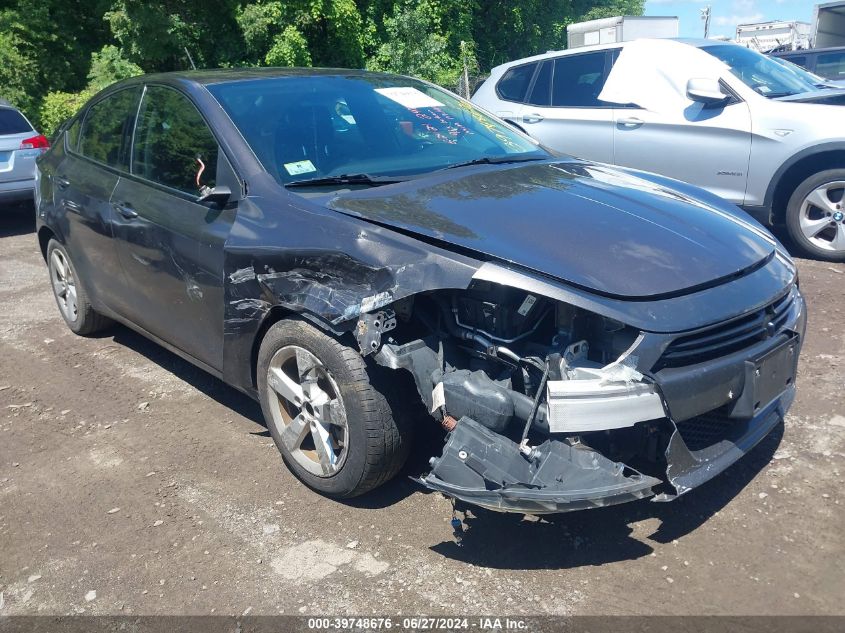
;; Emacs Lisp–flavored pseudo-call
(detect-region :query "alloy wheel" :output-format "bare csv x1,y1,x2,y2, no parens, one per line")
265,345,349,477
50,249,78,323
799,181,845,253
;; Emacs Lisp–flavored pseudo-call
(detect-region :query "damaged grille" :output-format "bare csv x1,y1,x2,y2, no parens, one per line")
658,291,794,369
674,411,737,452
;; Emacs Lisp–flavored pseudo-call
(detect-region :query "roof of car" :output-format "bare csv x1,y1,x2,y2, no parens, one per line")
119,67,403,87
489,37,728,72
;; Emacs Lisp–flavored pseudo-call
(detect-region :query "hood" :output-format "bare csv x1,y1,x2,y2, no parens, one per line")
326,160,776,299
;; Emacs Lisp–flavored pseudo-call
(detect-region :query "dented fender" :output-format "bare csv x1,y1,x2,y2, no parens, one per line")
219,196,480,393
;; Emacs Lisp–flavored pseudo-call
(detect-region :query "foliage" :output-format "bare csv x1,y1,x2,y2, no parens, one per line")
38,89,96,138
265,25,312,67
0,0,645,128
87,45,144,91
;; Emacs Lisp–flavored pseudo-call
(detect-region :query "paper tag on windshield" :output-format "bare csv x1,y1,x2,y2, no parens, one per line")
517,294,537,316
283,159,316,175
375,87,444,109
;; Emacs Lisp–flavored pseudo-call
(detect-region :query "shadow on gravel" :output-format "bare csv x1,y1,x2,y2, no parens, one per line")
429,423,783,570
0,203,36,237
107,326,265,427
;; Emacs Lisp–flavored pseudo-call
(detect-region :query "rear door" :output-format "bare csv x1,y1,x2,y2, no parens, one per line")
0,107,37,190
488,61,539,126
110,85,239,370
517,50,615,162
54,87,142,313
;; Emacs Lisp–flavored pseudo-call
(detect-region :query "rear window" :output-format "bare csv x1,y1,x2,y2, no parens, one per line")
0,108,33,135
496,63,538,102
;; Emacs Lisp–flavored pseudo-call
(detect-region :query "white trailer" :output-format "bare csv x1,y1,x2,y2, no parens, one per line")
566,16,678,49
735,20,812,52
813,1,845,48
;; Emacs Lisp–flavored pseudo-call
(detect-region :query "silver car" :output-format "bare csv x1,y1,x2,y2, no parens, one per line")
0,102,48,206
473,38,845,261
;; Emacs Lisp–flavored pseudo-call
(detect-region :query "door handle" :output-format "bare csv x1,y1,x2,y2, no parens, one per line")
56,176,70,190
522,113,544,124
616,117,644,127
112,202,138,219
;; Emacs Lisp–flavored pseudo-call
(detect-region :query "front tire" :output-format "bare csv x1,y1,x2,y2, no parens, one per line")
46,239,112,335
785,170,845,261
257,319,411,498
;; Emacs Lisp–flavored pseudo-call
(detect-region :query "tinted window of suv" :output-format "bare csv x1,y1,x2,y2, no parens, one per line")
78,88,141,169
526,60,552,106
497,63,538,102
132,86,218,194
816,51,845,79
551,52,609,107
0,108,33,135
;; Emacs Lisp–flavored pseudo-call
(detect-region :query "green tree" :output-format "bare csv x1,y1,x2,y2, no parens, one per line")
265,25,312,67
367,2,461,85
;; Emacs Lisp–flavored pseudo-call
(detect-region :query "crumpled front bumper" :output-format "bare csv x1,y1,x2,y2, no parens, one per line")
416,416,660,514
417,335,802,515
418,385,793,514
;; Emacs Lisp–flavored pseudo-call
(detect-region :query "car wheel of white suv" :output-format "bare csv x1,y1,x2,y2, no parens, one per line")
786,170,845,262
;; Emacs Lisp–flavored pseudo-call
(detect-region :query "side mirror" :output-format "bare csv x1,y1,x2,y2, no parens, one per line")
686,78,730,107
196,185,232,206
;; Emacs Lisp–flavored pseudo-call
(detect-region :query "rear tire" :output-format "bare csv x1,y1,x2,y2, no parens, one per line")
257,319,411,498
785,170,845,261
46,239,112,335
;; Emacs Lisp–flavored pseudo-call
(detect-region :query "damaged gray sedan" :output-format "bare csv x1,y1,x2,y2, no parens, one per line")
35,69,806,515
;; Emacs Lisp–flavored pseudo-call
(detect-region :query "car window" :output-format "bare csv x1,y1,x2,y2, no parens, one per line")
0,108,33,135
526,60,552,106
784,55,807,68
78,88,141,170
497,63,538,102
66,118,81,151
552,52,609,107
816,52,845,80
132,86,218,194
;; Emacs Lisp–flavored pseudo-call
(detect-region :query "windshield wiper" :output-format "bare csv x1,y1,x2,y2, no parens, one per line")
443,155,546,170
285,173,404,188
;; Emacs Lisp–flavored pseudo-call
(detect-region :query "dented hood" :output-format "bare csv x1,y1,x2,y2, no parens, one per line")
326,160,776,299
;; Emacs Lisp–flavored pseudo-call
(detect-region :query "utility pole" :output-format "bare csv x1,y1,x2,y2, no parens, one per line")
701,5,712,39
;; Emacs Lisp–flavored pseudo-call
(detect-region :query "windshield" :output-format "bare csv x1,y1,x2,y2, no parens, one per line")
207,74,546,186
702,44,818,97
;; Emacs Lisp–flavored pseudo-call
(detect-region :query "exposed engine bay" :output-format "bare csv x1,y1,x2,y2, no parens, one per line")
354,273,804,514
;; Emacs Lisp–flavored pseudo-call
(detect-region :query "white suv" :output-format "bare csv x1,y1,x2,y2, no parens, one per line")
472,38,845,261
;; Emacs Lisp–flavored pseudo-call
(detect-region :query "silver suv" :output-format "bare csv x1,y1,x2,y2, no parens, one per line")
0,102,48,207
472,38,845,261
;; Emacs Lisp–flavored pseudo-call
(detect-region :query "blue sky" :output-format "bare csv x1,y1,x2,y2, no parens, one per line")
644,0,819,38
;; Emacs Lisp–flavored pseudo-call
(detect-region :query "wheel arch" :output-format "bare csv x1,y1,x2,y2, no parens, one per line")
765,143,845,224
37,225,59,262
248,305,353,391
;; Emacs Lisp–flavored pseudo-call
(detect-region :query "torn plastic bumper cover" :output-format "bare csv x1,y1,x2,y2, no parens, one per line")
416,416,660,514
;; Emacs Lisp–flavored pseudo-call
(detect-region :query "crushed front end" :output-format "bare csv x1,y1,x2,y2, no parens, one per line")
363,264,806,514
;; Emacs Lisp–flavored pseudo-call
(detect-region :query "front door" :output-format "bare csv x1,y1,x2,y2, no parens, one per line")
612,99,753,204
110,85,238,370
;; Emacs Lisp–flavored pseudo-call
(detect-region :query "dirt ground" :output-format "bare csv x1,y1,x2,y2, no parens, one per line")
0,206,843,617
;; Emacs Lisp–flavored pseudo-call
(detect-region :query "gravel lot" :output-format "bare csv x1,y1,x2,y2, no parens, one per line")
1,206,843,616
